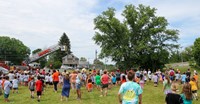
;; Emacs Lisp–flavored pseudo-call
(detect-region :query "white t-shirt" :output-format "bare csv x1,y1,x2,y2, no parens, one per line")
23,75,29,82
4,80,12,94
45,76,49,82
12,79,19,88
8,73,15,81
0,80,2,88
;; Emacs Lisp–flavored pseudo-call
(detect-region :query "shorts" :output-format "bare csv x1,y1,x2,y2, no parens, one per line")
37,91,42,96
112,83,116,85
49,82,53,85
30,89,35,91
4,93,9,98
46,82,49,85
116,77,120,81
76,83,82,90
154,82,158,84
192,90,197,93
13,88,18,90
102,84,108,89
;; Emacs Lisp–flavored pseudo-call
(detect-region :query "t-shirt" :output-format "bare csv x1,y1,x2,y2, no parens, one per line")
181,74,186,82
116,72,121,78
4,80,12,94
193,75,198,81
189,81,197,91
152,75,158,82
76,73,82,84
35,80,43,91
180,94,192,104
118,81,143,104
23,75,29,82
8,73,15,81
12,79,19,88
95,75,101,85
165,93,183,104
70,73,77,83
101,74,109,84
112,76,116,83
52,72,59,82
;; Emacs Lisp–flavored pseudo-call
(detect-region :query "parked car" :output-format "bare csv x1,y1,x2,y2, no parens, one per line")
0,66,9,74
60,65,73,70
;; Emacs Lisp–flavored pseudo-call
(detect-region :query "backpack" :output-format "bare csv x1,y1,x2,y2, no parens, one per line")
29,81,35,90
170,71,174,76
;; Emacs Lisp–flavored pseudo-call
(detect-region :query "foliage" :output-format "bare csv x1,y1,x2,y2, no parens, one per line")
193,38,200,66
80,57,87,62
168,50,182,63
47,33,72,68
46,60,62,69
93,4,179,71
32,48,47,68
0,36,30,64
32,48,42,54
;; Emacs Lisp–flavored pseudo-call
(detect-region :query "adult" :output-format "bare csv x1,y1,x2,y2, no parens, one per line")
118,71,143,104
75,70,82,100
52,70,59,92
100,70,110,97
61,72,70,101
165,83,183,104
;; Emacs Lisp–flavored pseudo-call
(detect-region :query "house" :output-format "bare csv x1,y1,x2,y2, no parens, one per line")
78,61,89,69
62,54,79,68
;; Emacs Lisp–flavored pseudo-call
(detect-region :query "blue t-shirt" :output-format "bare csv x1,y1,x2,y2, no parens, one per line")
112,77,116,83
181,74,186,82
180,94,192,104
118,81,143,104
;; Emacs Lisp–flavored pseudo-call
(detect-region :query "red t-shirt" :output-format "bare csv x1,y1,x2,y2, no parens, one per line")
35,80,43,91
101,74,109,84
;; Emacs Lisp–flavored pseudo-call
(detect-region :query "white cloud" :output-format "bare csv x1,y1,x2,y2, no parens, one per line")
0,0,200,64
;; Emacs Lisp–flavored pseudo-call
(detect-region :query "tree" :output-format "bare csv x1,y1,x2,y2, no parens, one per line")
47,33,72,68
193,38,200,66
32,48,47,68
80,57,87,62
93,4,179,71
0,36,30,64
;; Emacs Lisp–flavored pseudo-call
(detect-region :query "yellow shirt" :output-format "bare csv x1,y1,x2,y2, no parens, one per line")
189,81,198,91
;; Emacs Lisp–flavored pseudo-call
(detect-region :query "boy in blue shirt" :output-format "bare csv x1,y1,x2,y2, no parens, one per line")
118,71,143,104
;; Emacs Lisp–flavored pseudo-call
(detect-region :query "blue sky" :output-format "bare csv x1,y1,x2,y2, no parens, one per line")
0,0,200,64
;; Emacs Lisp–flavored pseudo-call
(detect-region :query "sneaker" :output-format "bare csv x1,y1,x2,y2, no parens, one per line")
37,100,40,102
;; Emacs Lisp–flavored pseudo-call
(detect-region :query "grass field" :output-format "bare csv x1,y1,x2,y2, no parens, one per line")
0,66,199,104
0,80,199,104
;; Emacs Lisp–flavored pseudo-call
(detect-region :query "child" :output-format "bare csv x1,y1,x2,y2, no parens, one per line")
189,77,198,100
181,72,186,84
35,76,43,102
95,73,101,90
165,83,183,104
12,76,19,93
3,76,12,102
61,73,70,101
28,76,35,99
121,75,126,84
87,79,93,92
153,73,158,87
139,74,145,89
180,83,192,104
0,76,2,96
163,76,171,95
59,74,63,88
111,75,116,86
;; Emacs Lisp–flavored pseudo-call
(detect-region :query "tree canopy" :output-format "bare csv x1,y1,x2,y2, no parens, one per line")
193,38,200,66
93,4,179,71
0,36,30,64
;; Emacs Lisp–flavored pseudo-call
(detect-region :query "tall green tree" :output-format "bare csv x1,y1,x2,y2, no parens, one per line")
193,38,200,66
47,33,72,68
93,4,179,71
0,36,30,64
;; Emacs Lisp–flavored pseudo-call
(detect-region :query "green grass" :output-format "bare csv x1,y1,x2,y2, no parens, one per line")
0,81,199,104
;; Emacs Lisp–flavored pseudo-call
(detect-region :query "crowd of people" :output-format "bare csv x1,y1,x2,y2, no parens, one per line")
0,67,199,104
